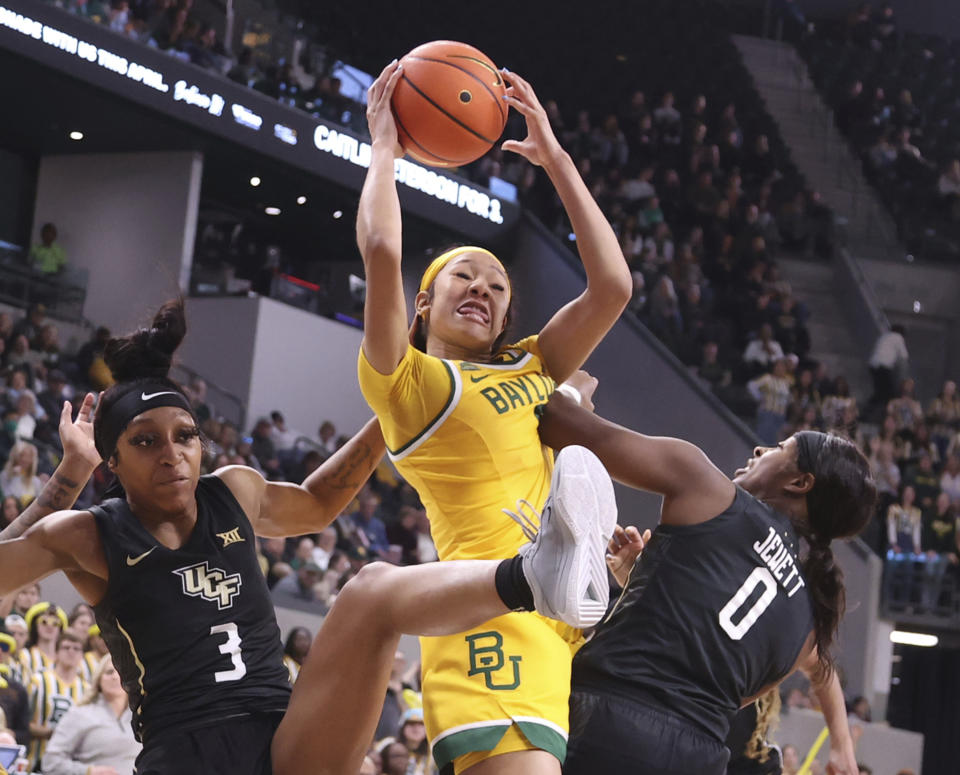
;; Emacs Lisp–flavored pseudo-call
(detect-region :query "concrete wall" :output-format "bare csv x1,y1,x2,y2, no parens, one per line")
181,295,369,437
33,151,202,333
858,257,960,399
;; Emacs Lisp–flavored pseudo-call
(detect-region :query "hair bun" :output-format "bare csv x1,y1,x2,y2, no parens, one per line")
103,299,187,383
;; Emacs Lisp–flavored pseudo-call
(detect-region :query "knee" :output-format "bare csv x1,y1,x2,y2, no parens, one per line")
335,561,397,615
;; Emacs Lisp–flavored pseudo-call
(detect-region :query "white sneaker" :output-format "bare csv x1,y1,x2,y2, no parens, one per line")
503,445,617,628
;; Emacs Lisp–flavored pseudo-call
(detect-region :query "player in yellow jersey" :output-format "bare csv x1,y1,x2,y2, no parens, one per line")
355,60,631,775
27,632,87,771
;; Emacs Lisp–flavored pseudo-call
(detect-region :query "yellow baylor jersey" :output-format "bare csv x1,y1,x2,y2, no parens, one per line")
359,337,556,561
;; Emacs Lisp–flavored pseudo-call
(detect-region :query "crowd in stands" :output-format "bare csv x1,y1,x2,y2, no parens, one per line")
800,2,960,260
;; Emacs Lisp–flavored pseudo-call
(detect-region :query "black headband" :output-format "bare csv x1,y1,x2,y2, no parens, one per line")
94,383,196,459
795,430,828,474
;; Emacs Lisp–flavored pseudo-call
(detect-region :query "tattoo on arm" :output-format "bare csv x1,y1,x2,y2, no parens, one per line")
0,471,83,541
318,442,375,491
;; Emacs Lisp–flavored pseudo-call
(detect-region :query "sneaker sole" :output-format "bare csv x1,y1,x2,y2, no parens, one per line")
548,445,618,628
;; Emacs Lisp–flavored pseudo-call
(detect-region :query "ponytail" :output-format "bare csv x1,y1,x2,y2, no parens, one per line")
801,538,845,681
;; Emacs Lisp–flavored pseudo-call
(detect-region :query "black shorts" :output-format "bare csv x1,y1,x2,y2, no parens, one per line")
135,713,283,775
564,692,730,775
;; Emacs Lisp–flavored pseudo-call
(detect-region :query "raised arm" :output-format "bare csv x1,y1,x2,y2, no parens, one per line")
501,71,632,383
798,645,858,775
358,60,409,375
538,392,734,526
0,394,100,540
218,417,386,538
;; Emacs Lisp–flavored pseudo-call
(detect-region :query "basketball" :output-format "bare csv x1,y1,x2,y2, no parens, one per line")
391,41,507,168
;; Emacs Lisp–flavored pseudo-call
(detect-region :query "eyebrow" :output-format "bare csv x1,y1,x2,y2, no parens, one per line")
450,256,508,281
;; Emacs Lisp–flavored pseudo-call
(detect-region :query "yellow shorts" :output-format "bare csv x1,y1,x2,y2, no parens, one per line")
422,610,583,773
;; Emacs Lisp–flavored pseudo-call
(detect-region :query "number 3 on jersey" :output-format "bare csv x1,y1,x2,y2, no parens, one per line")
718,567,778,640
210,622,247,682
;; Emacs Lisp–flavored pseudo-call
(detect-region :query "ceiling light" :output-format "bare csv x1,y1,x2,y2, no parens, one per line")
297,196,307,205
333,210,343,219
265,206,281,216
250,176,261,187
890,631,938,647
69,131,84,141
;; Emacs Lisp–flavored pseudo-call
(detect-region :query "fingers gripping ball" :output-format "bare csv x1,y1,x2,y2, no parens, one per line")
391,41,507,168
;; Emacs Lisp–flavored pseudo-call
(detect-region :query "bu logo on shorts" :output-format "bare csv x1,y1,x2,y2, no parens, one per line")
174,561,243,610
465,631,522,690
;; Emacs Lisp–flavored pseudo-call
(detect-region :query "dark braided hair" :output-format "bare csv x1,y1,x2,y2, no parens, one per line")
798,434,877,680
94,299,190,458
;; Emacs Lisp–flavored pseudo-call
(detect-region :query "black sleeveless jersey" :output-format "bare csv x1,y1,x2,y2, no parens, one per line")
572,486,814,742
90,475,291,741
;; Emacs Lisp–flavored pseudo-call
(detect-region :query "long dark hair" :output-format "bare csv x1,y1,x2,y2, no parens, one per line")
800,434,877,680
283,626,311,663
94,299,189,456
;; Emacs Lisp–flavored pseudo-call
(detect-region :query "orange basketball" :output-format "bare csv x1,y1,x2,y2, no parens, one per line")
391,40,507,168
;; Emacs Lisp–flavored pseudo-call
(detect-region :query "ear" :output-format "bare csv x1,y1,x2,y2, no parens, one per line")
783,471,815,497
413,290,431,318
106,455,118,473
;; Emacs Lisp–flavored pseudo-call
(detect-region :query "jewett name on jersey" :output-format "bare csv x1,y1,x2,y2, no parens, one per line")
752,526,806,598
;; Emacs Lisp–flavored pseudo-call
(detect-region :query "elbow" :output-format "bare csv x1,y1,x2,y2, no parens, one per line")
596,266,633,312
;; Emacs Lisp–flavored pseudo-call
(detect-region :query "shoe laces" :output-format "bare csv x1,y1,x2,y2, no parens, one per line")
502,498,542,544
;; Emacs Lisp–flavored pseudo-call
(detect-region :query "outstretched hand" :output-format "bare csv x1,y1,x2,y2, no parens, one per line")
60,392,101,470
606,525,651,588
501,69,564,168
366,59,404,157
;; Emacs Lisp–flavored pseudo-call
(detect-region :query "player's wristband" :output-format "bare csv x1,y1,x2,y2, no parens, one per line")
556,384,582,406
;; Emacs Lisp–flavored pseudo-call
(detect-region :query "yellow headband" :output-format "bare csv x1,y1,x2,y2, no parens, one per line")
0,634,15,654
25,602,68,632
418,246,508,293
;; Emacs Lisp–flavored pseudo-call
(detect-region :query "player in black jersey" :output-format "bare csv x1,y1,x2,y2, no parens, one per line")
538,392,876,775
0,300,388,775
0,301,618,775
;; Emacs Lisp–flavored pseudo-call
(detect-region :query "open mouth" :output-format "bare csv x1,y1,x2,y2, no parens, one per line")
457,301,490,326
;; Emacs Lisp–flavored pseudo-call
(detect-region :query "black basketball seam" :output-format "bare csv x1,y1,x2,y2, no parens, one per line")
399,73,498,146
404,56,507,124
391,104,459,165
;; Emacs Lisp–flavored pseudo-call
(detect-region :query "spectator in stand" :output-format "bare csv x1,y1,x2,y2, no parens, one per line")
250,417,281,479
743,323,785,375
318,420,337,456
270,411,299,454
19,602,66,683
920,492,958,613
28,226,67,276
8,584,39,620
11,305,46,351
394,707,433,775
42,654,140,775
185,377,211,423
386,506,421,566
869,438,901,512
821,377,857,432
884,485,922,608
888,378,923,436
1,496,20,529
349,487,390,557
257,536,290,588
904,450,940,511
288,537,316,572
696,341,731,394
747,357,791,444
27,632,88,772
927,380,960,458
75,327,113,391
282,627,311,685
414,510,437,564
940,454,960,505
270,561,326,611
0,442,43,509
869,325,908,412
0,631,29,744
309,526,337,571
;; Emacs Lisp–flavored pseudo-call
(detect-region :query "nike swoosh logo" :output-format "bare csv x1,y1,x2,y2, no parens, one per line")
470,374,491,383
126,547,157,566
141,391,180,401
